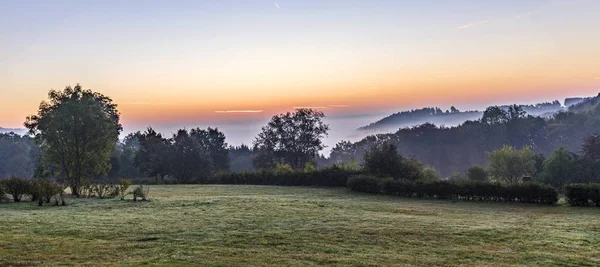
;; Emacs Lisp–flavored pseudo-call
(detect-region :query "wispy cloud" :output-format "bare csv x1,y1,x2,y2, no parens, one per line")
456,20,490,30
513,10,534,19
122,102,170,105
274,2,280,8
329,104,351,108
595,77,600,80
214,110,263,113
293,106,327,109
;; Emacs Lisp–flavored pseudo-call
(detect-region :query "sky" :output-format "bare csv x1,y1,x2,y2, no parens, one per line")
1,0,600,150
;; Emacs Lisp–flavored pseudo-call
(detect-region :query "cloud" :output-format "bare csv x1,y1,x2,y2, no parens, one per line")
274,2,280,8
214,110,263,113
456,20,490,30
122,102,170,105
595,77,600,80
513,10,534,19
530,51,545,56
329,104,351,108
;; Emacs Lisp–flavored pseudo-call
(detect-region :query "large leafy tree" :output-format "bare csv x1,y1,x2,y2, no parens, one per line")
541,147,575,188
253,108,329,169
363,142,424,180
582,132,600,160
169,129,213,183
487,146,536,183
24,85,122,196
134,128,170,181
190,127,229,172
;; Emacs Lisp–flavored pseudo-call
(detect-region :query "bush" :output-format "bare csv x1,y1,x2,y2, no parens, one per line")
347,175,381,194
32,180,65,206
0,183,7,202
214,167,362,187
0,177,33,202
133,185,150,201
363,143,423,180
379,179,558,204
467,166,489,181
564,184,600,206
118,178,132,200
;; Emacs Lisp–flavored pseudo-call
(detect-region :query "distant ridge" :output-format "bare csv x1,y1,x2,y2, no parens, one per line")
0,128,27,135
358,98,590,132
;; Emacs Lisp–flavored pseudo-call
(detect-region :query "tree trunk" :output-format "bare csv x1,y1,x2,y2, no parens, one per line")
71,184,80,197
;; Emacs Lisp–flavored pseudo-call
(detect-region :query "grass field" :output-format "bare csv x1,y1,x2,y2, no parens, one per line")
1,185,599,266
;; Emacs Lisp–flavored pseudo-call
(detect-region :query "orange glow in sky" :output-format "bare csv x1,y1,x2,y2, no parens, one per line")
1,0,600,129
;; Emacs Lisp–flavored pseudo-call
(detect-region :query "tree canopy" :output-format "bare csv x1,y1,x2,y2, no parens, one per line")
24,85,122,196
253,108,329,169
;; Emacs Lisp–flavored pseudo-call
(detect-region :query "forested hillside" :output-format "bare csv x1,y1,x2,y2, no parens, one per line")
359,100,566,132
330,94,600,177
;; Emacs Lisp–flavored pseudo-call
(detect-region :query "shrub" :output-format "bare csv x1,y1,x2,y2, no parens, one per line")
133,185,150,201
363,143,423,180
32,180,65,206
93,183,115,199
564,184,600,206
422,167,441,180
467,166,489,181
379,179,558,204
0,177,33,202
118,179,132,200
214,167,361,187
347,175,381,194
0,183,7,202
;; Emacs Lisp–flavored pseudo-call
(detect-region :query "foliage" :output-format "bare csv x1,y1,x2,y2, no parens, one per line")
582,132,600,160
329,99,600,177
467,165,489,181
214,167,362,187
93,183,116,199
133,185,150,201
487,146,536,183
303,162,316,172
0,132,40,179
0,176,32,202
363,142,424,180
134,127,229,183
564,183,600,206
422,167,441,180
118,178,132,200
0,183,7,202
32,179,65,206
190,127,230,172
24,85,122,196
253,108,329,169
168,129,214,183
346,174,381,194
375,180,558,204
541,147,575,188
134,128,170,181
229,144,255,172
274,163,293,175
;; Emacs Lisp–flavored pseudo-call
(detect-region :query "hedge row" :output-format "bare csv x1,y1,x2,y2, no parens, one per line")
214,168,363,187
564,184,600,206
348,175,559,204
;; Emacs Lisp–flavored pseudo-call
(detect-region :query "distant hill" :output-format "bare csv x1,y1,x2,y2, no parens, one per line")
358,107,482,132
0,128,27,135
359,99,572,132
568,93,600,113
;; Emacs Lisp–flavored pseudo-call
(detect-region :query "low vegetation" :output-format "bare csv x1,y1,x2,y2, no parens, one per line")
1,185,599,266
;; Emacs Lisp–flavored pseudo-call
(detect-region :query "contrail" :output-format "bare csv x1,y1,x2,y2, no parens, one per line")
274,2,280,8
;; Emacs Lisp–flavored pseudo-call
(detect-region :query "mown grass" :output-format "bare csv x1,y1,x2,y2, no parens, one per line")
1,185,599,266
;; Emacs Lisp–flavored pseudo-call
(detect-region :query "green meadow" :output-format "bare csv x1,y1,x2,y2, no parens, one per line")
1,185,599,266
